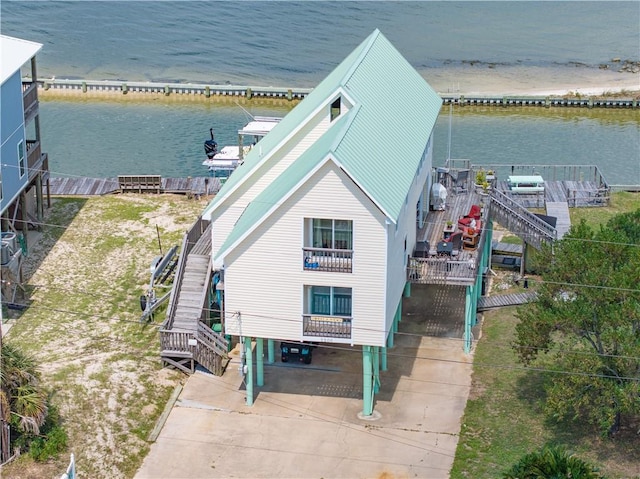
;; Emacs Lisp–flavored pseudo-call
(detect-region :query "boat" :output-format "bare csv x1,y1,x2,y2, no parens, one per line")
202,116,281,180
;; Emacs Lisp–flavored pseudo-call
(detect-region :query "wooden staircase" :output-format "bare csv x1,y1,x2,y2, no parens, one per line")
172,253,210,331
489,189,556,249
160,218,229,375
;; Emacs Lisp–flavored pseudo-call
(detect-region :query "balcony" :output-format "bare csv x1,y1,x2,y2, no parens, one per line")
303,247,352,273
22,82,39,123
303,314,352,339
26,140,48,181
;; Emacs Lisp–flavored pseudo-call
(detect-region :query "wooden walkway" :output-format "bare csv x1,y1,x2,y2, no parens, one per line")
477,292,537,311
546,202,571,238
495,179,608,209
172,224,212,332
492,241,523,256
48,176,219,196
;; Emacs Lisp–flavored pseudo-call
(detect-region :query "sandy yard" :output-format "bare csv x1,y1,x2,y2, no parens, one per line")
2,194,208,479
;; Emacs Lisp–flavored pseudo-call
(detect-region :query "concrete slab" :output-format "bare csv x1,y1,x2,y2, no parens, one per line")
135,327,473,478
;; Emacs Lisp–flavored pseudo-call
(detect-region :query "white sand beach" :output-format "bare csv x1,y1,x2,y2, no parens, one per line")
423,64,640,97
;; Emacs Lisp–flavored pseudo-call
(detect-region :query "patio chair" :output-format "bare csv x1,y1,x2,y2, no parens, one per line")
450,169,470,194
448,232,463,257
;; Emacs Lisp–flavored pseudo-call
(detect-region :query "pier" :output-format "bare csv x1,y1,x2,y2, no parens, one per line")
48,176,219,197
38,78,639,109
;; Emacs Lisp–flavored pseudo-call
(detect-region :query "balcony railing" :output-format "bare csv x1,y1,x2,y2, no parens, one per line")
26,140,41,169
303,314,352,339
303,247,352,273
22,82,38,122
408,257,477,285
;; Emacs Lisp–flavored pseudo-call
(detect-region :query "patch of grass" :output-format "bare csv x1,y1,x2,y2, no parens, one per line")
452,308,546,478
570,191,640,229
452,308,640,479
98,196,157,222
499,234,522,245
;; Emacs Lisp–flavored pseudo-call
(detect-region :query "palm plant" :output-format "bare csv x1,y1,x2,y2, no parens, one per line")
503,445,606,479
1,342,48,456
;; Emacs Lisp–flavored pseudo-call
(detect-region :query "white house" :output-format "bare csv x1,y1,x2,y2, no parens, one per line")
201,29,442,414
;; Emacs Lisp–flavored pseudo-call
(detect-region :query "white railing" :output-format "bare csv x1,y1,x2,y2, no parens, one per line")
302,247,353,273
60,453,75,479
303,315,352,338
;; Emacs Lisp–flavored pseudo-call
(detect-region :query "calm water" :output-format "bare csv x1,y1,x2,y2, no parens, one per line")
2,1,639,184
3,1,639,86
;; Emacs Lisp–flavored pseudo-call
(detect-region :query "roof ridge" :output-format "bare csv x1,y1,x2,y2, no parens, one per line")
339,29,381,87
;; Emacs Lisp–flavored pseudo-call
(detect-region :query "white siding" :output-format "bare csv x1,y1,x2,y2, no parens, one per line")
223,161,389,346
212,108,332,259
248,108,332,201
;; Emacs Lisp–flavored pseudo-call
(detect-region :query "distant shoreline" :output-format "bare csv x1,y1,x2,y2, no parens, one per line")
38,78,640,105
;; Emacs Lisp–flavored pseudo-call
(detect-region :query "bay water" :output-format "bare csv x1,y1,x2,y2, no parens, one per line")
2,1,639,185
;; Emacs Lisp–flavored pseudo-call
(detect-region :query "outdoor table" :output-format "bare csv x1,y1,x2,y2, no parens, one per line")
436,241,453,256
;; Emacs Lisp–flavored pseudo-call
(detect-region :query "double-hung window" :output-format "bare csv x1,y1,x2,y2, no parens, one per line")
304,218,353,273
303,286,353,339
312,218,352,250
310,286,352,317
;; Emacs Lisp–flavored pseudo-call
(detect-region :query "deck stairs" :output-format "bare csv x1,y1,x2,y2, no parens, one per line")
160,219,229,375
489,189,557,249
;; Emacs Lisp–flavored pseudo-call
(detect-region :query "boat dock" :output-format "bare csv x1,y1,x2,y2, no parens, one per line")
38,78,639,108
49,176,220,197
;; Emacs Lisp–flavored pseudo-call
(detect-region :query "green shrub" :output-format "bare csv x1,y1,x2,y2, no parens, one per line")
29,425,68,462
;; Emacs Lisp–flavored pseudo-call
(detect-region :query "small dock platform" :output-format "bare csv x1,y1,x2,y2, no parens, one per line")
477,292,537,311
49,176,220,196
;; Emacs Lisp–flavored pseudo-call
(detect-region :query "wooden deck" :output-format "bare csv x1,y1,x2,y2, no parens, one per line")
410,163,610,286
495,176,609,209
48,176,221,196
492,241,523,256
477,292,537,311
410,187,489,286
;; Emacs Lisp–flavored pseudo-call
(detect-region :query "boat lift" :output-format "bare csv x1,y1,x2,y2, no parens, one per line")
140,245,178,322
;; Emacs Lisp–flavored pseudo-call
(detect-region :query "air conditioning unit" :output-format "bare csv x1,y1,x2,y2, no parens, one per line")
1,232,17,253
1,242,12,265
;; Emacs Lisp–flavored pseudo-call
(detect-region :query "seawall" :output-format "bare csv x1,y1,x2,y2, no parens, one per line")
37,79,639,109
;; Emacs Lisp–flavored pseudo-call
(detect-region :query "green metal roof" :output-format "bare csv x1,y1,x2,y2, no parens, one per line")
209,29,443,261
202,36,369,218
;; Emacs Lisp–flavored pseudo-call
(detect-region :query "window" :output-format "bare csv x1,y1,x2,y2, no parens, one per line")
312,218,352,249
330,97,341,122
18,140,25,178
309,286,352,317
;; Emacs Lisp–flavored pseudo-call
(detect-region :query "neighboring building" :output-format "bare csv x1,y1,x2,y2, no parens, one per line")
0,34,50,304
0,34,50,245
201,29,442,414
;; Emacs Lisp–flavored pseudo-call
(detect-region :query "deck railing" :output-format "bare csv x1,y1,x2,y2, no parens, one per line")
160,329,193,352
489,189,557,248
196,321,229,357
408,257,477,285
22,82,38,121
470,164,609,188
303,314,352,338
26,139,42,170
303,247,353,273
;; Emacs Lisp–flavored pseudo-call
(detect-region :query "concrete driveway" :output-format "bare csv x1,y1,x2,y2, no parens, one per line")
136,285,474,478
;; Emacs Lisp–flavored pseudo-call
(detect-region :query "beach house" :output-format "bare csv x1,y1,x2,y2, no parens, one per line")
201,29,442,414
0,35,50,299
